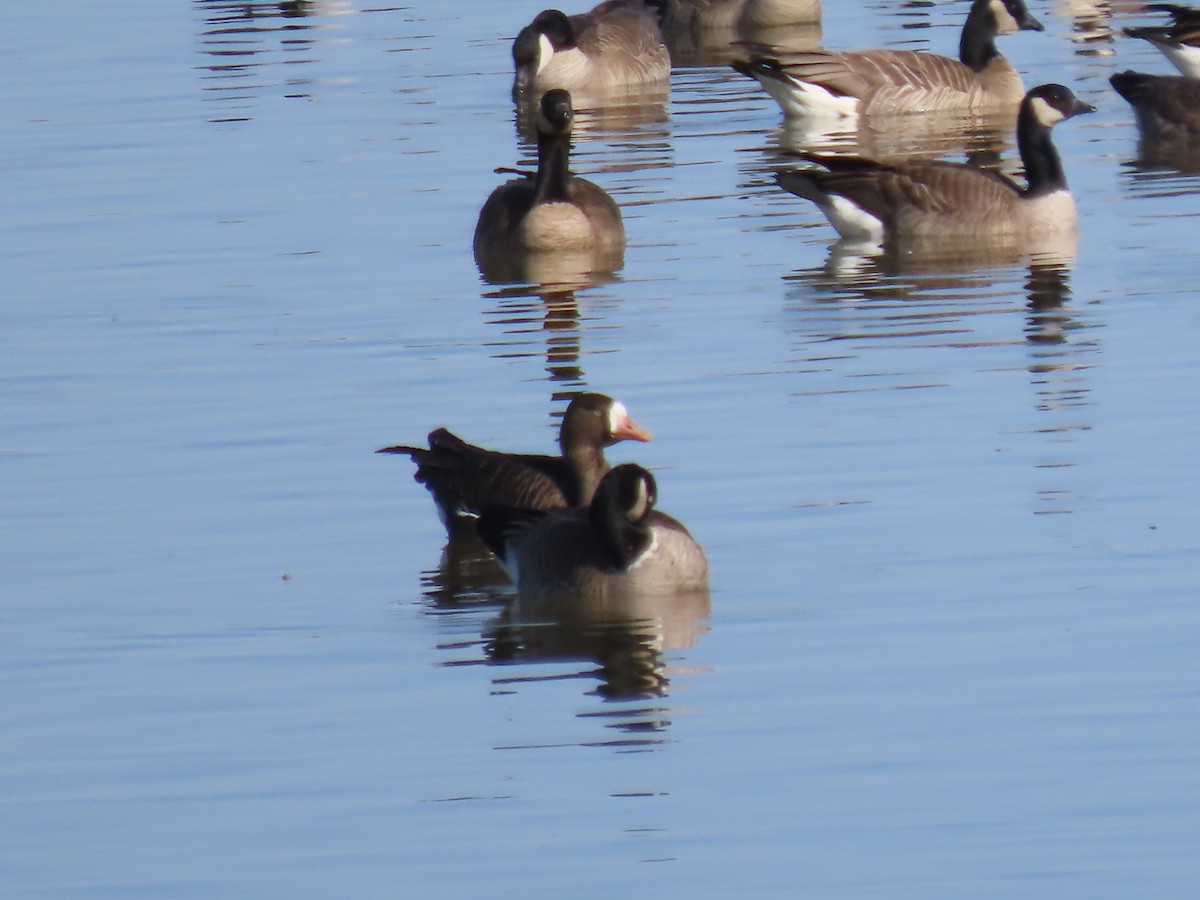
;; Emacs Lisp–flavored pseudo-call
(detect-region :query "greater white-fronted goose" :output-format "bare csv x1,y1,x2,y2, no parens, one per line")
775,83,1095,245
478,464,710,599
1111,69,1200,140
512,1,670,97
474,90,626,276
655,0,820,31
731,0,1044,118
377,393,651,537
1124,4,1200,78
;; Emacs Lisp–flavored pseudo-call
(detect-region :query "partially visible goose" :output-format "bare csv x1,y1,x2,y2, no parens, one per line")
775,84,1095,244
654,0,820,31
731,0,1044,118
474,90,625,272
1111,69,1200,140
1123,4,1200,78
478,464,710,599
512,1,670,96
377,393,651,537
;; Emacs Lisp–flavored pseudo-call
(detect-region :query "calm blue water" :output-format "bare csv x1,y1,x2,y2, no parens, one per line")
3,0,1200,896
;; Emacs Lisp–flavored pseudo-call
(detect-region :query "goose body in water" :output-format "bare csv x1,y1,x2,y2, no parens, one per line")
512,1,670,97
479,464,709,599
732,0,1044,118
378,393,650,538
473,90,625,279
775,84,1095,246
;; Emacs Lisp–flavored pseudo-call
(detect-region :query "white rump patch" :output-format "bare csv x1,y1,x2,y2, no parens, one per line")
822,195,885,244
758,74,859,120
1160,42,1200,79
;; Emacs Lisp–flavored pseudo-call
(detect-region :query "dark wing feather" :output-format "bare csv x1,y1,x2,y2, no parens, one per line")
795,153,1022,229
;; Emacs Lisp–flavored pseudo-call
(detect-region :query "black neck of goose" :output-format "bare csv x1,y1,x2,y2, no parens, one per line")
959,7,999,71
1017,106,1068,197
535,129,572,203
591,497,651,569
567,447,608,506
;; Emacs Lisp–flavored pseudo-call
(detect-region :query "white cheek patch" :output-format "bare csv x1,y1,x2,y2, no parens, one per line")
608,401,629,435
990,0,1020,35
536,32,555,74
1029,96,1065,126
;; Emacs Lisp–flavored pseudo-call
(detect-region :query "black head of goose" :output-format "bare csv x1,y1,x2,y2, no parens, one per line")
1111,70,1200,142
774,83,1095,246
731,0,1044,118
473,89,626,271
512,1,670,96
377,393,651,537
1123,4,1200,78
478,463,710,599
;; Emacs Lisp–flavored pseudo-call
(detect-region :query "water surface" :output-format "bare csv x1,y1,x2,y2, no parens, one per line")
3,1,1200,896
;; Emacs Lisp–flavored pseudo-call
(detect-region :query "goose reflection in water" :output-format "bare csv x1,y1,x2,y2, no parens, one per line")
483,587,712,702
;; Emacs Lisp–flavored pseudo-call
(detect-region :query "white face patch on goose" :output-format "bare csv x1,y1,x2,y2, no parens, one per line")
1029,95,1065,126
536,32,555,74
990,0,1021,35
627,475,652,521
607,401,630,437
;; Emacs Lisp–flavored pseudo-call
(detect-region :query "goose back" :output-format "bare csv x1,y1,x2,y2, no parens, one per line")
1123,4,1200,78
732,0,1042,117
656,0,820,31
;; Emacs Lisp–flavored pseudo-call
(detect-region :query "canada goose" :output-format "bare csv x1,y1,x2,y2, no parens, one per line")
478,464,710,599
653,0,820,31
1123,4,1200,78
473,90,626,273
774,84,1095,245
377,393,651,537
1111,69,1200,140
731,0,1044,118
512,0,670,96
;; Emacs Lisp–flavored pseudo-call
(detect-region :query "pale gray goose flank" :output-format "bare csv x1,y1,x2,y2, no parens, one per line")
1111,69,1200,141
774,84,1095,245
512,0,670,96
653,0,820,31
478,464,710,599
473,90,625,268
377,393,651,538
731,0,1044,118
1123,4,1200,78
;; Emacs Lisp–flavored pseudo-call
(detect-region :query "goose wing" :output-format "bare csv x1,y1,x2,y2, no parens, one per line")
794,154,1022,229
753,48,976,100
